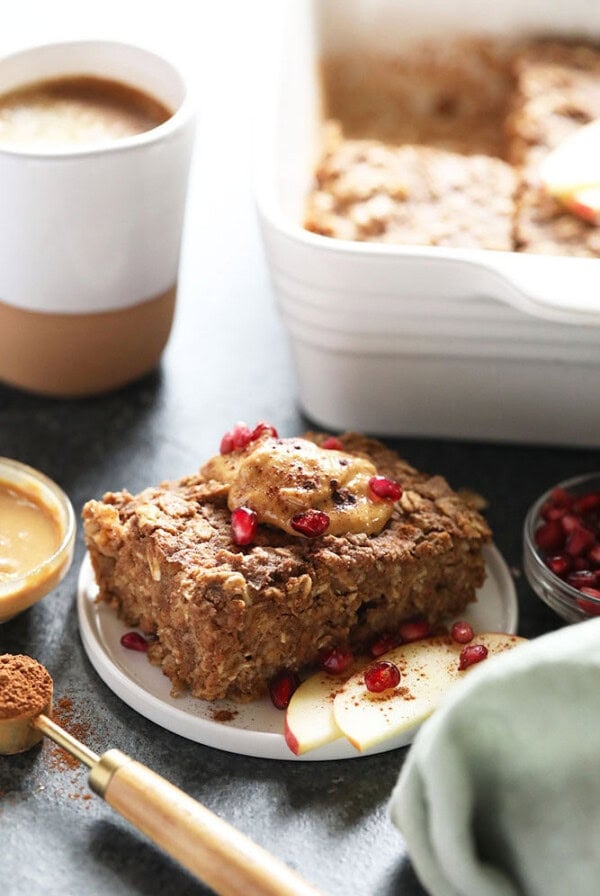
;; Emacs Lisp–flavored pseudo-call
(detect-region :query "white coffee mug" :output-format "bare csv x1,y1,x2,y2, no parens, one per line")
0,40,196,396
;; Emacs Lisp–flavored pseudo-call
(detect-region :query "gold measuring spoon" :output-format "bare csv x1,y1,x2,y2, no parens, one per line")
0,654,323,896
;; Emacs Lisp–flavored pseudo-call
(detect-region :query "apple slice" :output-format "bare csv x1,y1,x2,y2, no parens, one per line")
540,118,600,222
333,633,526,753
541,119,600,196
284,668,347,756
285,656,367,755
563,186,600,226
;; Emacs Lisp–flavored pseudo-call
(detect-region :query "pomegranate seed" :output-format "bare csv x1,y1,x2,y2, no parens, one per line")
220,432,234,454
231,506,258,546
551,487,573,507
269,670,300,710
231,423,252,450
588,544,600,567
566,526,595,557
321,436,344,450
120,632,149,652
541,504,567,521
535,483,600,592
576,589,600,614
573,557,589,571
450,621,474,644
291,509,330,537
399,619,430,642
580,586,600,600
320,647,354,675
251,422,278,440
370,634,398,657
561,514,581,534
546,554,572,578
221,420,279,454
220,422,252,454
368,476,402,501
573,492,600,515
567,569,597,589
458,644,488,671
364,661,401,693
534,520,565,553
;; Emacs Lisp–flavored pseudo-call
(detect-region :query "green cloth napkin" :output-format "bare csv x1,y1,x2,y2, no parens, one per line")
390,619,600,896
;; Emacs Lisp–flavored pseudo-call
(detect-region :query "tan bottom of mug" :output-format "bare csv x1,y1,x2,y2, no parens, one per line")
0,286,176,398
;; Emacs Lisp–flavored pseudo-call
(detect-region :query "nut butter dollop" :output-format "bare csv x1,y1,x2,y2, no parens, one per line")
201,436,395,536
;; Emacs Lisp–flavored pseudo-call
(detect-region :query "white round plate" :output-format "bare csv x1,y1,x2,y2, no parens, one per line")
77,545,518,761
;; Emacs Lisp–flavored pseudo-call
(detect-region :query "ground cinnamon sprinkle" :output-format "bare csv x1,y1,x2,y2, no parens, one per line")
43,694,100,807
211,709,238,723
47,696,93,772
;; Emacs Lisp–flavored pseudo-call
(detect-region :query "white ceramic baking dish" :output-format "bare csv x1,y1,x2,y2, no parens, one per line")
256,0,600,447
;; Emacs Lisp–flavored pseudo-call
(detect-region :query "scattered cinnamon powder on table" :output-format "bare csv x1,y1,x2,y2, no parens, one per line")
47,696,92,772
44,694,101,807
0,659,94,807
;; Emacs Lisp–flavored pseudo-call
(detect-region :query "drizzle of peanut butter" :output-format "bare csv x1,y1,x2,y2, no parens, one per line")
201,436,395,536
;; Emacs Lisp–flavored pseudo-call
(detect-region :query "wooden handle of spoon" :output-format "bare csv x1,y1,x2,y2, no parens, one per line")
93,751,323,896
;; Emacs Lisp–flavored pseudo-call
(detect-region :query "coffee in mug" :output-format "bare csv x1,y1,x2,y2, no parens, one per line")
0,41,195,398
0,75,171,149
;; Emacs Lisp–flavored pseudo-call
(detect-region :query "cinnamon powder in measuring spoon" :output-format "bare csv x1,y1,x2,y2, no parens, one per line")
0,654,53,754
0,654,52,721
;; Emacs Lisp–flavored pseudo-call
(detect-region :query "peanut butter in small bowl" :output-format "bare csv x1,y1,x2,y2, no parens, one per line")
0,458,75,622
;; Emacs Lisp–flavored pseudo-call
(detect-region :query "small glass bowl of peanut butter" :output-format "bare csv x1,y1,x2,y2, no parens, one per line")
0,457,75,622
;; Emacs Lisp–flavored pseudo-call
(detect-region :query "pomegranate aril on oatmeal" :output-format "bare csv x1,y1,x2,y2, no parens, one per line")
269,670,300,710
450,620,474,644
219,432,235,454
220,420,278,454
458,643,488,670
368,475,402,501
321,436,344,450
120,632,149,652
220,422,252,454
291,509,330,537
399,619,430,643
231,506,258,546
320,647,354,675
364,660,401,693
370,633,399,657
251,421,279,440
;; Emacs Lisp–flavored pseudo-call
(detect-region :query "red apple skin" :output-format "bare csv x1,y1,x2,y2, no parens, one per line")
284,718,301,755
564,197,599,225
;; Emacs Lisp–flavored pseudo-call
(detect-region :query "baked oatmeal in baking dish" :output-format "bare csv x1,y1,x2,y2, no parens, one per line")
306,39,600,256
82,428,490,702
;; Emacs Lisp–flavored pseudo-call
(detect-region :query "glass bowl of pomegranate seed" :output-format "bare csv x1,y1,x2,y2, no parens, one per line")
524,472,600,623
